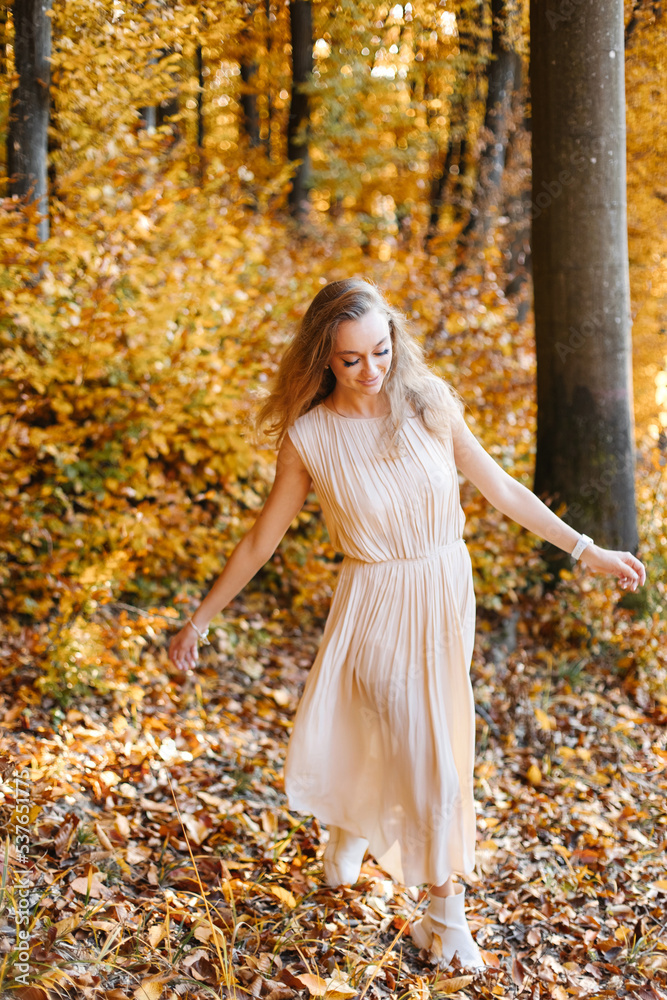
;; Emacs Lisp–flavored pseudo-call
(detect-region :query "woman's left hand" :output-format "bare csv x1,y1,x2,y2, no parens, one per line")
579,543,647,591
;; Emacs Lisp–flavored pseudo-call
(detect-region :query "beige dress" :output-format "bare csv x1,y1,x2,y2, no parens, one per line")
284,401,477,887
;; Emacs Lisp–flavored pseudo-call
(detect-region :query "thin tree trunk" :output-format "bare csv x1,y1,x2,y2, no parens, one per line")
7,0,53,241
240,3,260,147
139,47,158,135
426,140,458,242
501,85,531,315
287,0,313,218
0,5,8,77
453,0,520,264
241,61,260,147
156,72,180,137
425,4,480,245
264,0,273,158
140,104,157,131
531,0,638,553
196,44,205,150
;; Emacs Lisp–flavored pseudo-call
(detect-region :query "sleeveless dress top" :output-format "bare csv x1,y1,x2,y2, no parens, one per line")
284,401,477,887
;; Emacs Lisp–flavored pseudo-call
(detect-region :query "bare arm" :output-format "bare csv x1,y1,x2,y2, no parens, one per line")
169,432,312,672
452,414,646,588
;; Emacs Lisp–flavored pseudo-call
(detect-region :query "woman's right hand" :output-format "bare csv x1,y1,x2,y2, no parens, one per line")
168,624,200,676
580,543,647,591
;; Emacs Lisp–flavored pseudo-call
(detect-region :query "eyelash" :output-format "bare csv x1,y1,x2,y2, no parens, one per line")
342,348,390,368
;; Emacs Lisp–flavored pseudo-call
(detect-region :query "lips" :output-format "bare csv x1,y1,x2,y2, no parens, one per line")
358,374,382,386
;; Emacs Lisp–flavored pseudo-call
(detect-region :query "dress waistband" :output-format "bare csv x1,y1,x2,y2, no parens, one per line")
342,538,464,566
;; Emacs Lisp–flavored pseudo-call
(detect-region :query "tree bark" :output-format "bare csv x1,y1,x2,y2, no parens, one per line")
426,140,459,242
241,60,261,147
264,0,273,158
196,44,205,150
453,0,520,261
501,86,531,314
531,0,638,552
0,4,8,77
287,0,313,218
239,3,261,147
425,3,483,245
7,0,53,241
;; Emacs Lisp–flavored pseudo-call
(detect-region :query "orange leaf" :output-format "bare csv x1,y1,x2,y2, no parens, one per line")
296,974,328,996
269,885,297,908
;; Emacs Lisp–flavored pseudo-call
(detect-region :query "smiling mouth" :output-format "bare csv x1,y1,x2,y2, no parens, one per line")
359,374,382,385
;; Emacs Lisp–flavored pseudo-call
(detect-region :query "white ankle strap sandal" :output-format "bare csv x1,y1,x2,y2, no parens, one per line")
410,884,486,971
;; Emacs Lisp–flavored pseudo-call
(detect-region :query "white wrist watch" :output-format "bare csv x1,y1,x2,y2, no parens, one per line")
571,533,594,561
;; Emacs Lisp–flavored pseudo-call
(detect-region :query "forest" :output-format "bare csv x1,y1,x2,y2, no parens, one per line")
1,0,667,998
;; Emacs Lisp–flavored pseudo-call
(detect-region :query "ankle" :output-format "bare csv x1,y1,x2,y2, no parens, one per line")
430,878,461,899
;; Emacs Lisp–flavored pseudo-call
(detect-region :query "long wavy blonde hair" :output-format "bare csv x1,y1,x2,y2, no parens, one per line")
254,277,464,459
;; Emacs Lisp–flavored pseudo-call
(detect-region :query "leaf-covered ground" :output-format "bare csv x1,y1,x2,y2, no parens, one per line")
2,593,667,1000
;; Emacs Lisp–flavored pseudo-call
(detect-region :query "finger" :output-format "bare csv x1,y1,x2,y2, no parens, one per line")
628,553,646,584
620,557,639,585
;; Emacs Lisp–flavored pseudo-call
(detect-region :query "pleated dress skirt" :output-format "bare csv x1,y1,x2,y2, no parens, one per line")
284,401,478,888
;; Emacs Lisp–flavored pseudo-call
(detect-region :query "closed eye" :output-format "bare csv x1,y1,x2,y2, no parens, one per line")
342,348,390,368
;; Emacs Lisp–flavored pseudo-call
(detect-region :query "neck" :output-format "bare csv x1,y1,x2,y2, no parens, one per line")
330,388,390,418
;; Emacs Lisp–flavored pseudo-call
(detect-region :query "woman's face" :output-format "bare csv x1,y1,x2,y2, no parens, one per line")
329,308,393,396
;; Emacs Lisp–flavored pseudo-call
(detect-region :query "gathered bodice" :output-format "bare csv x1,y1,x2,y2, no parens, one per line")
286,403,465,564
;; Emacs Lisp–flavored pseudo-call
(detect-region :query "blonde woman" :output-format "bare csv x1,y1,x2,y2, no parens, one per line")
169,278,646,971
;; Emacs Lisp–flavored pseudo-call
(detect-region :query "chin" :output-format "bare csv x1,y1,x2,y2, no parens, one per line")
357,375,386,391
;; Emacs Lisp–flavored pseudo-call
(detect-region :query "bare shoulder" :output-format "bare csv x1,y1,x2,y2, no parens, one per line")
290,403,323,430
423,375,466,430
277,430,308,473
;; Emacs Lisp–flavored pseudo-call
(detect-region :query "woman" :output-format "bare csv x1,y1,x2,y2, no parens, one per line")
169,278,646,972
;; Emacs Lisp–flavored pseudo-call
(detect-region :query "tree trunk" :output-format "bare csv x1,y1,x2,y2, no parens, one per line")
426,140,459,243
425,4,481,245
240,3,261,147
139,51,158,135
531,0,638,552
0,4,9,77
453,0,520,264
241,60,261,147
264,0,273,158
501,89,531,316
7,0,53,241
287,0,313,218
196,44,205,150
139,47,180,141
140,104,157,132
